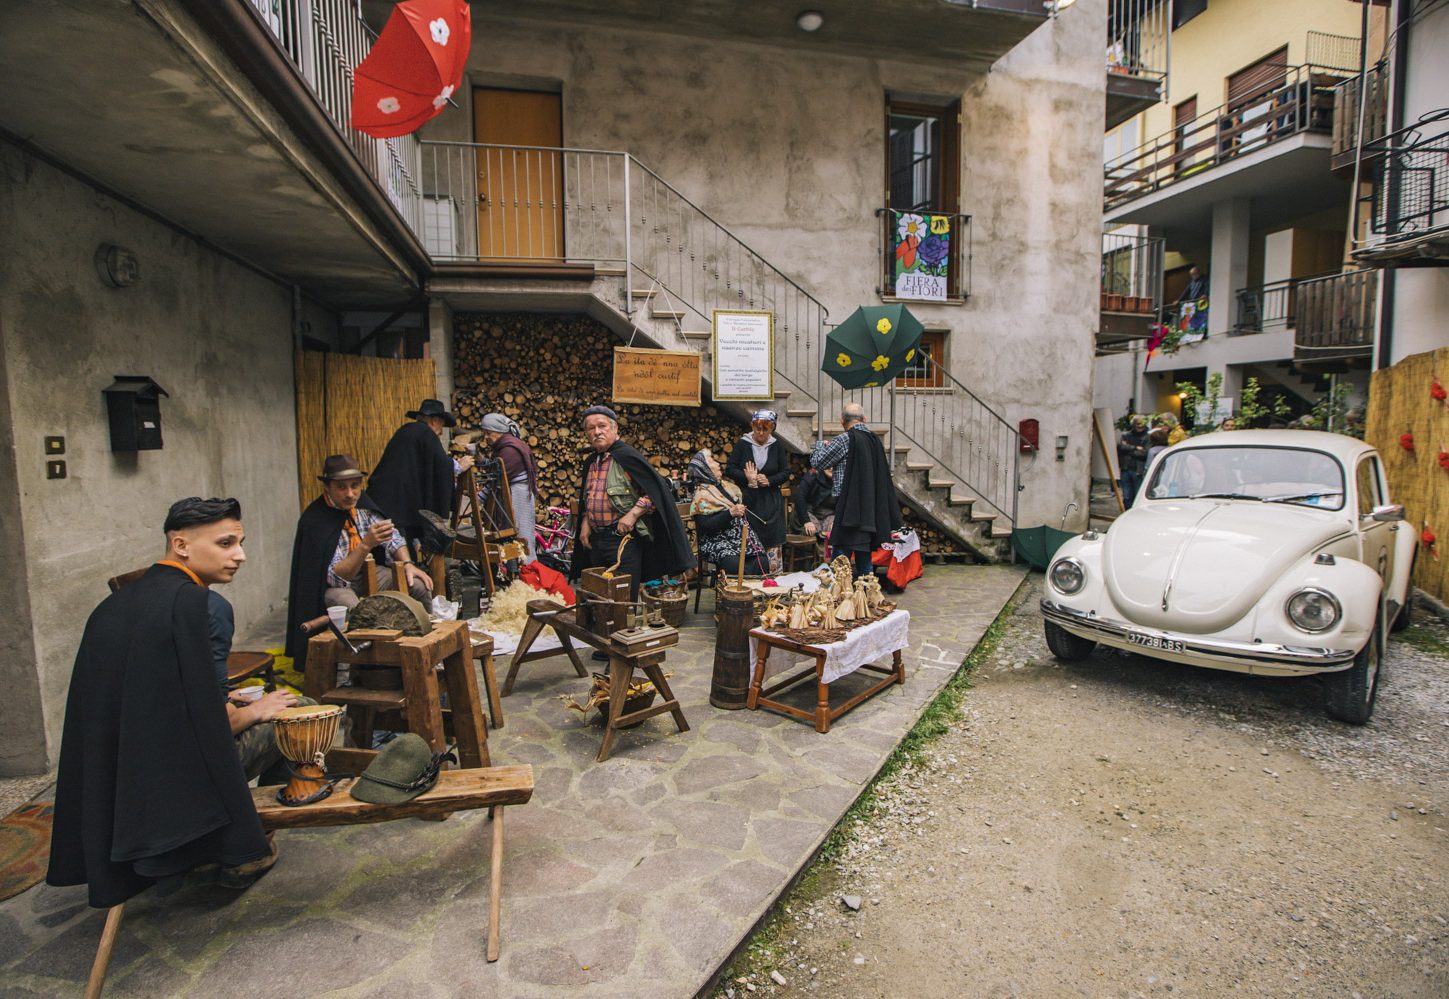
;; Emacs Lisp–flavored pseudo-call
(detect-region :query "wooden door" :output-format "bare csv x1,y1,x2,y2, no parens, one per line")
473,88,563,261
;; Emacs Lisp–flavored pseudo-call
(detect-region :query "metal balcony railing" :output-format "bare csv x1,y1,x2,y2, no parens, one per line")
244,0,422,232
1368,113,1449,246
1293,269,1377,361
1107,0,1169,83
1100,228,1163,311
1106,64,1350,211
417,140,1020,531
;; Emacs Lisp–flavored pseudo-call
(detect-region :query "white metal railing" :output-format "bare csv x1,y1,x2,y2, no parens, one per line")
1107,0,1169,83
245,0,421,233
419,139,1020,531
1100,226,1163,310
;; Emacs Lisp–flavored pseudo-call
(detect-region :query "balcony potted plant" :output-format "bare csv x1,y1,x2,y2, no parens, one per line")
1104,293,1124,311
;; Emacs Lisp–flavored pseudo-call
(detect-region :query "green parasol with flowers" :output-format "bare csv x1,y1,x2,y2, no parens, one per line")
820,304,925,389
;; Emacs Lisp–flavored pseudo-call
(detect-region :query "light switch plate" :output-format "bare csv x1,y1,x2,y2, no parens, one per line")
46,460,66,480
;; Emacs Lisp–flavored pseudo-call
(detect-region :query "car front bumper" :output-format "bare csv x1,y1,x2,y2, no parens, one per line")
1040,599,1359,675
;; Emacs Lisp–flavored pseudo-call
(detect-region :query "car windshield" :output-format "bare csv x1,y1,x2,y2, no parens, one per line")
1142,446,1345,509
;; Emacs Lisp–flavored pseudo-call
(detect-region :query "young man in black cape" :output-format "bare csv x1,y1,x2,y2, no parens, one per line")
570,405,696,623
49,498,279,908
811,402,901,579
285,454,432,674
366,398,467,551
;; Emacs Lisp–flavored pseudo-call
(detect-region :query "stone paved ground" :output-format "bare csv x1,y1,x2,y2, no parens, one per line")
0,564,1025,999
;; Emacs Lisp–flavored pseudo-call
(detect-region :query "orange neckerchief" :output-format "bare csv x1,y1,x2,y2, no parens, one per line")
156,559,205,587
322,492,362,552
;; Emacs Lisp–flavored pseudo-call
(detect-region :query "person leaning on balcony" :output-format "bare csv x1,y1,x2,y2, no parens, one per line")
810,402,900,580
1117,414,1150,507
1175,264,1208,304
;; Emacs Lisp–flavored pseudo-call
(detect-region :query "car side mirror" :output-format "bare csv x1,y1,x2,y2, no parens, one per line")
1370,504,1405,523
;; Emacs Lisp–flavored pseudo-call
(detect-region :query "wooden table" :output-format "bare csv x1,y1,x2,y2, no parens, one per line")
747,612,908,733
303,621,489,772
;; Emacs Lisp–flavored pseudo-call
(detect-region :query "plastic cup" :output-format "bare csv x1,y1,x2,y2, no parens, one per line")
327,605,348,632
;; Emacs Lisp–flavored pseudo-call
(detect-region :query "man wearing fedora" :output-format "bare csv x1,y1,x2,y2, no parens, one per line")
285,454,432,674
367,399,469,553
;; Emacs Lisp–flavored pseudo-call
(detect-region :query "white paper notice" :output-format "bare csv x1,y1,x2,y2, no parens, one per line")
712,310,774,401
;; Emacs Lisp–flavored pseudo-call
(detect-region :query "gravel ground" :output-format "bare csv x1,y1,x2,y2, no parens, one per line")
717,577,1449,998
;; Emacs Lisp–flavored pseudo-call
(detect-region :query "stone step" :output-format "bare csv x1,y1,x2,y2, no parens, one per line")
651,309,687,321
947,492,977,508
629,287,658,299
969,509,998,523
595,264,627,276
785,407,817,418
682,329,711,339
926,478,955,491
904,461,935,473
988,524,1014,539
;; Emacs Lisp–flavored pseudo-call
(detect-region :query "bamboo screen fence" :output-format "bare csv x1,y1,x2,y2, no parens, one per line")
294,352,438,510
1365,345,1449,604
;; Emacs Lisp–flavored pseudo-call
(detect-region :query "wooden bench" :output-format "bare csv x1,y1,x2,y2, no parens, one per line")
85,766,534,998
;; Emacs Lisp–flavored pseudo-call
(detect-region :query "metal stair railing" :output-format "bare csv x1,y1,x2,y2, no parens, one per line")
417,139,1018,531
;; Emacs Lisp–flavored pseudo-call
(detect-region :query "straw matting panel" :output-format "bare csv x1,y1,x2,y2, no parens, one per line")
1365,345,1449,604
294,352,438,510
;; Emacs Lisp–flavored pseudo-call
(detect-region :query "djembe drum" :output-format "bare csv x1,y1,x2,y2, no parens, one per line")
272,704,344,806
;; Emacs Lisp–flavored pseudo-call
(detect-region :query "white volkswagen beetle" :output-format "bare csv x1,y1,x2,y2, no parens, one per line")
1042,430,1417,723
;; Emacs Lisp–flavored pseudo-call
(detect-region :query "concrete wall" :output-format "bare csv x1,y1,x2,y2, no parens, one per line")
421,2,1106,529
0,142,320,773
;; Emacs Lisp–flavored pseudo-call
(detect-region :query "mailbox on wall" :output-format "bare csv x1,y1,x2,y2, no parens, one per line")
103,375,168,451
1018,418,1040,454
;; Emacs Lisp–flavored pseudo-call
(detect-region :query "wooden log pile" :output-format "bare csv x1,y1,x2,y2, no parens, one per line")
451,312,974,557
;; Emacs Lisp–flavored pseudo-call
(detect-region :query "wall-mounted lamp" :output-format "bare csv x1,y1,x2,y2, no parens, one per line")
1055,435,1069,462
1044,0,1077,14
796,10,823,32
95,244,140,288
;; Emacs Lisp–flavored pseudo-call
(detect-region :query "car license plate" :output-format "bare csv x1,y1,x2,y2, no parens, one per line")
1125,630,1185,653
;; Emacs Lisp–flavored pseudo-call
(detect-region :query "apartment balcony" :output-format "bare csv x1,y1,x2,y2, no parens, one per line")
1104,64,1353,235
1353,111,1449,266
1331,61,1390,174
1105,0,1168,130
1234,270,1377,370
0,0,426,306
1097,227,1163,353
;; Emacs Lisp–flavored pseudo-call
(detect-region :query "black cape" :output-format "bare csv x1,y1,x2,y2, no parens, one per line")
725,437,790,549
285,493,385,673
834,426,901,546
48,564,270,908
366,421,455,531
570,441,697,583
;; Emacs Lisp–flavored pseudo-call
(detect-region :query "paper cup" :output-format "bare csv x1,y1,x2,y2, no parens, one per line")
327,605,348,631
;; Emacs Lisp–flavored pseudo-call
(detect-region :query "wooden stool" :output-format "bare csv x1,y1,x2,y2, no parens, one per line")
85,767,536,996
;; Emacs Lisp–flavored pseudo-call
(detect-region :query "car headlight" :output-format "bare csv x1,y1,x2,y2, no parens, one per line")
1286,588,1341,633
1049,557,1086,595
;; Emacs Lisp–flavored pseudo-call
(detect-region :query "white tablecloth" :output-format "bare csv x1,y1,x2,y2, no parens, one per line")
751,609,910,685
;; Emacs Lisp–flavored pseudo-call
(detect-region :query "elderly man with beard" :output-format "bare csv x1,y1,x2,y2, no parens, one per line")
570,405,695,618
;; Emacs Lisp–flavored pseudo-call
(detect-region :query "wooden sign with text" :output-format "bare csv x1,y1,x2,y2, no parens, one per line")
611,347,702,407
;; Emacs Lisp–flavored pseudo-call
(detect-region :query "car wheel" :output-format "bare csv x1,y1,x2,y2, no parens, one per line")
1325,618,1381,725
1044,620,1097,662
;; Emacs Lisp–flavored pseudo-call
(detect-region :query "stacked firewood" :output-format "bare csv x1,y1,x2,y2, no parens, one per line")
451,312,974,557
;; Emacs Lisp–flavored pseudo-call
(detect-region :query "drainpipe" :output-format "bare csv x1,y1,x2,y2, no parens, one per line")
622,155,633,320
1378,0,1412,368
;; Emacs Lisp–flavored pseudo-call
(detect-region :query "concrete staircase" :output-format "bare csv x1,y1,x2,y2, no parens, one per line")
589,275,1013,561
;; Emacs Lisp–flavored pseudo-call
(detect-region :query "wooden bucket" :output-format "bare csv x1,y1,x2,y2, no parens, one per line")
643,589,688,627
710,586,755,710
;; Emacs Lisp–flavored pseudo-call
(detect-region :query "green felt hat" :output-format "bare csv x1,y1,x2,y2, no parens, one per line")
350,734,448,805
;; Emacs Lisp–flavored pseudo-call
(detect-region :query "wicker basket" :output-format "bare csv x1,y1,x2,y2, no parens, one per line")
643,589,688,627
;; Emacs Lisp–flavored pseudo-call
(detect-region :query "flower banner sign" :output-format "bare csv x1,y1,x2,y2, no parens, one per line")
892,211,951,302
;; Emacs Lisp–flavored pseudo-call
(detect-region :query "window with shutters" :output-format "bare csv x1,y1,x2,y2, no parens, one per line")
884,95,962,298
1225,47,1289,152
1173,96,1198,175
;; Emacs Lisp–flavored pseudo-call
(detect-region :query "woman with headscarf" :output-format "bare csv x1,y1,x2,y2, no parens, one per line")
725,409,790,567
481,412,540,561
688,450,769,575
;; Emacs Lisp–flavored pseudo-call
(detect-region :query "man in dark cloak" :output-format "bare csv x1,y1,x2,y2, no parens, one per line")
812,402,901,578
285,454,430,675
49,498,275,908
569,405,696,612
366,398,462,552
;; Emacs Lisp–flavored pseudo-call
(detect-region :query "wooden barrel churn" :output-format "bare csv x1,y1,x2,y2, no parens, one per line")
710,586,756,709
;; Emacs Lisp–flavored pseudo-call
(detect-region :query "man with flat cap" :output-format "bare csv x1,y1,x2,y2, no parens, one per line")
286,454,432,673
367,398,469,553
571,405,696,610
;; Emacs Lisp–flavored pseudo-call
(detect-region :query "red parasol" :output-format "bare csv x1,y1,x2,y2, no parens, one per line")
351,0,471,139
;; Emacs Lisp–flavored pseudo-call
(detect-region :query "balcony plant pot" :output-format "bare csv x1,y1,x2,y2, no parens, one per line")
1104,294,1124,311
